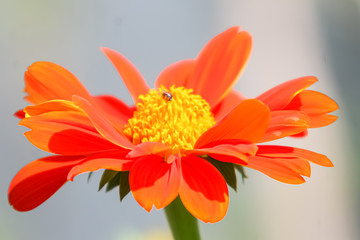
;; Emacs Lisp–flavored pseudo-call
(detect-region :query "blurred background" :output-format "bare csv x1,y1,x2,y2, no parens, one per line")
1,0,359,239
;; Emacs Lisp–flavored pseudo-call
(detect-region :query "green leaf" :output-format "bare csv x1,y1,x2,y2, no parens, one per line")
119,171,131,201
205,156,237,191
98,170,119,191
234,164,248,183
105,172,121,192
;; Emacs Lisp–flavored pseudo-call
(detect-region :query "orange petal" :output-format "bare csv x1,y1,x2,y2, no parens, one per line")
127,142,172,158
101,47,149,104
24,100,81,117
155,59,196,89
308,114,338,128
190,141,258,165
8,155,86,211
195,99,270,148
73,96,134,149
212,89,247,121
179,155,229,223
284,90,338,128
187,27,252,108
93,95,135,130
130,154,181,211
247,156,306,184
67,150,134,181
24,61,92,104
20,111,120,155
260,110,310,142
256,145,334,167
256,76,317,111
285,90,339,114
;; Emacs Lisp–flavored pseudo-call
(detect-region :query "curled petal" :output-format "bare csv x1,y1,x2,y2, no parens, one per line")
67,150,134,181
24,61,92,104
179,155,229,223
284,90,338,128
129,155,181,211
256,145,333,167
8,155,86,211
260,110,310,142
73,96,134,149
256,76,317,110
212,89,247,121
195,99,270,148
101,47,149,104
155,59,196,89
285,90,338,114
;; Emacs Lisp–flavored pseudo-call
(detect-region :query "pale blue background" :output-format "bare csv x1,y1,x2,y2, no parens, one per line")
1,0,359,239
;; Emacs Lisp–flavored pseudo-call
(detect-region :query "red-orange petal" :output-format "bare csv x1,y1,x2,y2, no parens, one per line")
73,96,134,149
14,109,26,119
67,150,134,181
256,145,334,167
155,59,196,89
260,110,310,142
8,155,86,211
256,76,317,111
93,95,135,130
24,61,92,104
195,99,270,148
246,156,306,184
187,27,252,108
129,154,181,211
101,47,149,104
179,155,229,223
212,89,247,121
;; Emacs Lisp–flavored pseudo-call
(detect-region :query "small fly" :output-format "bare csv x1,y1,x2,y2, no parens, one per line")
162,91,172,101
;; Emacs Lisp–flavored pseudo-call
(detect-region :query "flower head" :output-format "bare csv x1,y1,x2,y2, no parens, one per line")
8,26,338,223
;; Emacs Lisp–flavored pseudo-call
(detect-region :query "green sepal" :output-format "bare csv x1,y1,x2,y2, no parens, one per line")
204,156,237,191
98,170,119,191
105,172,121,192
87,172,94,182
118,171,130,201
234,164,248,183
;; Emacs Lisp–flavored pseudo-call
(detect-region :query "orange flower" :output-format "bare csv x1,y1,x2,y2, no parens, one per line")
8,27,337,223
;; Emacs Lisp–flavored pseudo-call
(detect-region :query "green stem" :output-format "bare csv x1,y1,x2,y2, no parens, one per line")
164,197,201,240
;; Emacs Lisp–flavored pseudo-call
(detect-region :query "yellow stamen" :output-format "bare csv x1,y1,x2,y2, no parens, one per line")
124,86,216,153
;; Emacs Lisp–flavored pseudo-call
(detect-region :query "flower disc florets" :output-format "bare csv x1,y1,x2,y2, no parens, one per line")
124,86,216,153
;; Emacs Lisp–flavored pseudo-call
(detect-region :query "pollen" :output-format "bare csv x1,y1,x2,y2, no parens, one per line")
123,86,216,153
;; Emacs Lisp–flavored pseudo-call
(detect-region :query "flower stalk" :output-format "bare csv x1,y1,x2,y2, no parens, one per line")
164,197,201,240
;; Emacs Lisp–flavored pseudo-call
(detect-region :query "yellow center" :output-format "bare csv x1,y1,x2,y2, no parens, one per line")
123,86,216,153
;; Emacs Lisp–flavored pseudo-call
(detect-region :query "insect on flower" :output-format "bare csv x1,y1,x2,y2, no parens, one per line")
162,91,172,101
